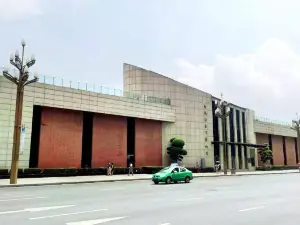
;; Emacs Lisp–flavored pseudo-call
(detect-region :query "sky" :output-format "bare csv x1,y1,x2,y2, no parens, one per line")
1,0,300,122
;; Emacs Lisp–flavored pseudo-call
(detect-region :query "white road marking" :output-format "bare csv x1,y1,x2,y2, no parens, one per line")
26,205,75,212
0,197,46,202
160,223,171,225
0,209,24,215
239,206,266,212
66,216,127,225
175,197,203,202
0,205,75,215
29,209,108,220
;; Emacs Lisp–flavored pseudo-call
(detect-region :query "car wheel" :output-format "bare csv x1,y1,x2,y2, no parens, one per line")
185,176,190,183
154,181,159,184
165,177,172,184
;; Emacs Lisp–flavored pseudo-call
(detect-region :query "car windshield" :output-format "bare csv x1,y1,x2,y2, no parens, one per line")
159,167,170,173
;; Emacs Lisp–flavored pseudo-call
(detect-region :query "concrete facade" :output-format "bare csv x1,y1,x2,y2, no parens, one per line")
0,75,174,169
123,64,298,168
0,63,298,170
254,118,296,137
124,64,214,168
254,119,298,166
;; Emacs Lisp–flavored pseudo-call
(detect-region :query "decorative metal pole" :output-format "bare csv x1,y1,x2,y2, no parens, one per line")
2,40,38,184
215,93,231,175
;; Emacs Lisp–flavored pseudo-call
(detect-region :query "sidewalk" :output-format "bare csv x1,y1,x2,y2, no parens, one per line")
0,170,298,188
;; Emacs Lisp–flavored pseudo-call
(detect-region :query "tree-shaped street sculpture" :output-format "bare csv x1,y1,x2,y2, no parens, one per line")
167,137,187,163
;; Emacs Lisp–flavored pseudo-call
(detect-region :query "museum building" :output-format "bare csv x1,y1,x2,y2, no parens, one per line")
0,63,298,170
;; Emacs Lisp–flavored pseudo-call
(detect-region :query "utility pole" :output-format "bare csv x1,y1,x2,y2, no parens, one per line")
214,93,231,175
291,113,300,163
2,40,38,184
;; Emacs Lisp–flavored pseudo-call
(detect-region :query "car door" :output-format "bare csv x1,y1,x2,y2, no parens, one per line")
171,167,180,181
179,167,187,181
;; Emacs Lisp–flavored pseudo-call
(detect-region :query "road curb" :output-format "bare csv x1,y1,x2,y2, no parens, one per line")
0,171,298,188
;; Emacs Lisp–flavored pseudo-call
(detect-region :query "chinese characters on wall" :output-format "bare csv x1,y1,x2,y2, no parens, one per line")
204,104,208,155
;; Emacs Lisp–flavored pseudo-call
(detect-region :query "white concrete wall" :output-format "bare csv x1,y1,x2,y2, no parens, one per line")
246,109,257,170
254,119,296,137
123,63,214,167
0,75,175,169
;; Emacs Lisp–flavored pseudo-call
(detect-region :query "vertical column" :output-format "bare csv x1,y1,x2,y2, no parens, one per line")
239,111,246,169
226,115,232,169
218,117,224,170
242,112,248,170
245,110,257,168
255,148,258,168
245,147,250,169
233,109,239,169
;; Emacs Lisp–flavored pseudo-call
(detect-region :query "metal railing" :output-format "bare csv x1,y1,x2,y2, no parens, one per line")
255,116,292,127
1,73,171,105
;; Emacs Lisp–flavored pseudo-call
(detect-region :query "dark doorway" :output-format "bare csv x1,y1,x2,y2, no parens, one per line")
127,117,135,167
229,108,235,168
212,100,220,162
241,112,248,169
282,136,287,166
268,134,273,165
81,112,93,168
236,110,242,169
29,105,42,168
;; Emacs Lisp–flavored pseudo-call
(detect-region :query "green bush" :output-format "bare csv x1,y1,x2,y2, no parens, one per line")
23,168,43,174
258,145,273,167
256,165,298,171
171,138,185,148
167,137,187,162
1,169,9,178
170,137,176,143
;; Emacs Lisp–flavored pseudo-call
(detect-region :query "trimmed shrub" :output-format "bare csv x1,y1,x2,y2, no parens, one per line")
256,165,298,171
167,137,187,162
171,138,185,148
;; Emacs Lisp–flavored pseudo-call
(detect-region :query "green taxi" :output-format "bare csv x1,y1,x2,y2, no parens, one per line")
152,166,193,184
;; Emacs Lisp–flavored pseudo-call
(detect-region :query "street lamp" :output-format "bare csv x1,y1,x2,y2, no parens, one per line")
291,113,300,164
214,93,231,175
2,40,38,184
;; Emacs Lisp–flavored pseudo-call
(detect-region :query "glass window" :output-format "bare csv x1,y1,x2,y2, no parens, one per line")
172,167,179,173
180,167,186,172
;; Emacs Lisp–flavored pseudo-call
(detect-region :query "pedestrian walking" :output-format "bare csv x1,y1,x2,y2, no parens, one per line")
107,162,112,176
111,162,114,175
128,162,134,176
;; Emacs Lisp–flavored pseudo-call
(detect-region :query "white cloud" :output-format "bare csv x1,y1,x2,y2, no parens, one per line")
0,0,42,20
175,38,300,121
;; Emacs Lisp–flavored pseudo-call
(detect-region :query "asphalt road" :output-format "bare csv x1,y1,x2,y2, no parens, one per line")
0,173,299,225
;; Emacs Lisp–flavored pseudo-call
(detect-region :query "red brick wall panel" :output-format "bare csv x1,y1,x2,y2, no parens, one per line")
135,119,162,167
272,135,284,165
92,114,127,168
286,137,297,166
38,107,83,168
255,133,268,166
